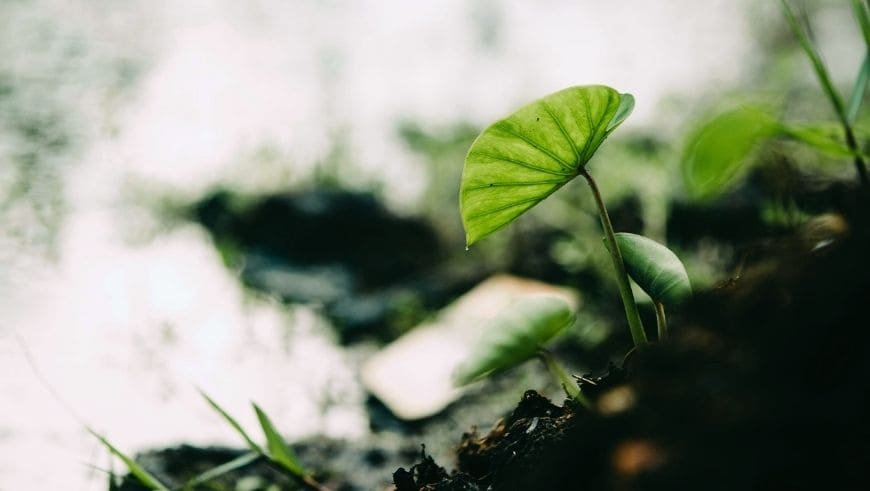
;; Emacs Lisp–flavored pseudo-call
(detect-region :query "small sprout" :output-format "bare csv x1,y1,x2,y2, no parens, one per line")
453,296,575,386
460,84,648,347
200,390,328,490
254,403,307,477
614,233,691,305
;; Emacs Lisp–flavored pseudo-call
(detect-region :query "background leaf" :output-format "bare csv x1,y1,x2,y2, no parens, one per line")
615,233,691,305
253,403,307,477
681,106,780,201
460,85,632,246
453,296,575,385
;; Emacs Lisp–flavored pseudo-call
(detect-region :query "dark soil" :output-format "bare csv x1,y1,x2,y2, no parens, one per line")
395,188,870,490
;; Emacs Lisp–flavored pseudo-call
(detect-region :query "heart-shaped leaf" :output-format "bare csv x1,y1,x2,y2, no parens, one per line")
682,106,780,201
615,233,691,305
453,296,575,386
460,85,634,246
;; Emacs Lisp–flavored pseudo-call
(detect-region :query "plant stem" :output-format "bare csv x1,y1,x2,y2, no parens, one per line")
578,167,648,346
538,349,590,409
654,301,668,342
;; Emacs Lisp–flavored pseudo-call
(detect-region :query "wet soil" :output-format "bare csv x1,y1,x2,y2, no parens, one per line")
395,189,870,490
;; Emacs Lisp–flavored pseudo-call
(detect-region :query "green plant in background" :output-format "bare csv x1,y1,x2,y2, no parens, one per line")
93,392,329,491
452,296,590,407
460,85,690,348
682,0,870,201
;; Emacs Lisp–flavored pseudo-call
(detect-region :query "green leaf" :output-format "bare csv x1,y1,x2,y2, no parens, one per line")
681,106,780,201
183,451,261,489
199,389,264,454
88,428,170,491
453,296,575,386
615,233,691,305
460,85,632,246
253,403,307,477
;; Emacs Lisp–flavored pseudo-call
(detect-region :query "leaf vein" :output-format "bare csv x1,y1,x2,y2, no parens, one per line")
541,100,579,168
494,125,573,169
470,152,572,176
465,180,563,191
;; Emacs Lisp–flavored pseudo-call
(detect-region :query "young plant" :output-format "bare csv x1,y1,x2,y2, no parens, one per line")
460,85,689,347
682,0,870,201
92,393,330,490
199,391,330,491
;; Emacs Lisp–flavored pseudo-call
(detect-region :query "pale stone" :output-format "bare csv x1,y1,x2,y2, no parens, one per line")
360,275,577,420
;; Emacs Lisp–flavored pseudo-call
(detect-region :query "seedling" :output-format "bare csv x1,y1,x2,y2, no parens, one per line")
682,0,870,201
460,85,689,347
91,391,330,490
457,85,691,405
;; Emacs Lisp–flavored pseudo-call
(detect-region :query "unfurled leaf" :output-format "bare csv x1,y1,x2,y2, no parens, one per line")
682,106,780,201
253,404,307,477
88,428,170,491
460,85,633,246
453,296,575,385
615,233,691,305
199,389,264,454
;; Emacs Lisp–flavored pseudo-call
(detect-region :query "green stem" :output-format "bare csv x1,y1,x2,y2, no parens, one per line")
654,301,668,342
579,167,648,346
538,349,590,409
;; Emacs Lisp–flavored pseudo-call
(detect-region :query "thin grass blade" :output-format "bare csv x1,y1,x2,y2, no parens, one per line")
852,0,870,49
182,451,261,489
781,0,848,121
253,403,307,477
199,389,264,454
848,53,870,124
88,428,170,491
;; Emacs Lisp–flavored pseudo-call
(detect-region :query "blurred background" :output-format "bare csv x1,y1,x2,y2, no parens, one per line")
0,0,862,489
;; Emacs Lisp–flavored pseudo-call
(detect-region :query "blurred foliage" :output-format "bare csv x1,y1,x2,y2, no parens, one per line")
0,2,145,255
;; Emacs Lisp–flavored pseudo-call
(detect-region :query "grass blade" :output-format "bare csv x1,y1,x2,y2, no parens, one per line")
199,389,264,454
781,0,847,120
848,53,870,124
852,0,870,49
182,451,261,489
88,428,170,491
253,403,307,477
